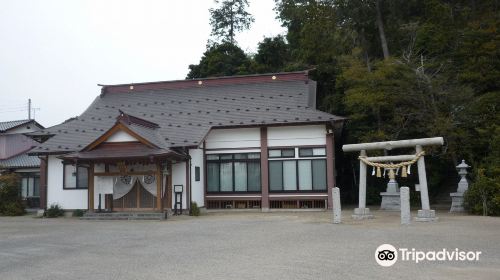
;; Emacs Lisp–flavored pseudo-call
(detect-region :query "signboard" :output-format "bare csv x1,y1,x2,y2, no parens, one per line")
174,185,183,193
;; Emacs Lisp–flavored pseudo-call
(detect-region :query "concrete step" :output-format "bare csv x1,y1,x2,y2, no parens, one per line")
81,212,166,221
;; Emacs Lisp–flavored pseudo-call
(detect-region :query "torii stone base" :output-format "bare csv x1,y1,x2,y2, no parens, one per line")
352,208,374,219
415,209,438,222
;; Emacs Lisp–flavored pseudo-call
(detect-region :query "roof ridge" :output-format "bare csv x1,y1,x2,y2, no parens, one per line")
100,71,311,95
99,70,309,87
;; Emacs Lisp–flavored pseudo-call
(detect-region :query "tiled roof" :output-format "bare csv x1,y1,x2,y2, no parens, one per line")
61,142,184,161
31,72,345,154
0,119,44,133
0,153,40,169
0,120,30,132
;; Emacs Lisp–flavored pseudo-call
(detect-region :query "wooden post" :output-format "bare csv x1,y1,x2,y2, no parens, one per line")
260,127,269,212
39,156,48,209
88,163,94,213
156,163,162,212
166,162,172,209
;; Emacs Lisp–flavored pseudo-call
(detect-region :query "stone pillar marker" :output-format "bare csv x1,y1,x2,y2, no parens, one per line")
400,187,410,225
450,160,470,213
352,150,373,219
332,187,341,224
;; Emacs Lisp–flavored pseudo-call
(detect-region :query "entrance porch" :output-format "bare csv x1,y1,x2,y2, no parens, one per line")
60,142,189,213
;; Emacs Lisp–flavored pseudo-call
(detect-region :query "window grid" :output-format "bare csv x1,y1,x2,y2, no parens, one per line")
206,153,261,193
268,146,327,192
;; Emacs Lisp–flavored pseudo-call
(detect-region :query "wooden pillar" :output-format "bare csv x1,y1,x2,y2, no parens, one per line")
156,163,163,212
88,163,94,212
260,127,269,211
39,156,48,209
326,133,335,209
166,162,172,209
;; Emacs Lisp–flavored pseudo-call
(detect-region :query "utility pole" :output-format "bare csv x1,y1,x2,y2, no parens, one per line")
28,99,31,120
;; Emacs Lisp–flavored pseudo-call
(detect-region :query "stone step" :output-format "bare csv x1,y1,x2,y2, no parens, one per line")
81,212,166,221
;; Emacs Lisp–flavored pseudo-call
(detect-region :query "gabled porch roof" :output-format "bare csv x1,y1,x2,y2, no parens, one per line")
60,142,186,162
60,111,187,162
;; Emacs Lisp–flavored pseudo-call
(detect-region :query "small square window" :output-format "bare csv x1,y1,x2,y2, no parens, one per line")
248,153,261,159
299,148,313,157
207,155,219,160
269,150,281,158
281,149,295,157
234,154,248,159
220,154,232,160
313,148,326,156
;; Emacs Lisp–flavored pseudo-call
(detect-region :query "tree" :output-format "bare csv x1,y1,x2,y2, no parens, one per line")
209,0,255,44
0,173,24,216
274,0,341,64
186,42,252,79
253,35,291,73
374,0,389,59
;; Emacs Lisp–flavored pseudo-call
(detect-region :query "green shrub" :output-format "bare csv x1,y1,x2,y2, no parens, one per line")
2,201,26,216
190,202,200,216
464,169,500,216
45,204,65,218
72,209,85,217
0,173,25,216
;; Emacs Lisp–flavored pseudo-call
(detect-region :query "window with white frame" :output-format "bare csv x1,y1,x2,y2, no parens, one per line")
268,147,327,192
206,153,261,193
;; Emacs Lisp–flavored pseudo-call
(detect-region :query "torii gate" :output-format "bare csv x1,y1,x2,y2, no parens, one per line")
342,137,444,222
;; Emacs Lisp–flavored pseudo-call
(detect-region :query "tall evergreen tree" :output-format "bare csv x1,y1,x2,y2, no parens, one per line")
209,0,255,44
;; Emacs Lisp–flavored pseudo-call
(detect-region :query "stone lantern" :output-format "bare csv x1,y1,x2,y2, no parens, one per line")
380,168,401,211
450,160,470,213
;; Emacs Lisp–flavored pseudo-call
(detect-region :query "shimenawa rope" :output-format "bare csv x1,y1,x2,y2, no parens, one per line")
358,151,425,177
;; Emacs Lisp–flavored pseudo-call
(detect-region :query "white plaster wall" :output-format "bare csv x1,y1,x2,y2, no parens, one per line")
93,176,113,210
268,125,326,147
171,161,187,209
206,149,260,154
94,163,105,173
47,155,87,210
205,128,260,149
105,130,137,142
189,148,204,207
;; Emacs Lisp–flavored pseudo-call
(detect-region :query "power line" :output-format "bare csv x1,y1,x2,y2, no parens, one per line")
0,109,28,113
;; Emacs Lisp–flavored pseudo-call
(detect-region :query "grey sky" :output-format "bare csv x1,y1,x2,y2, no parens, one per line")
0,0,285,127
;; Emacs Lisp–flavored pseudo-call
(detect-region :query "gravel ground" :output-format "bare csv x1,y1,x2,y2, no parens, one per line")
0,209,499,280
